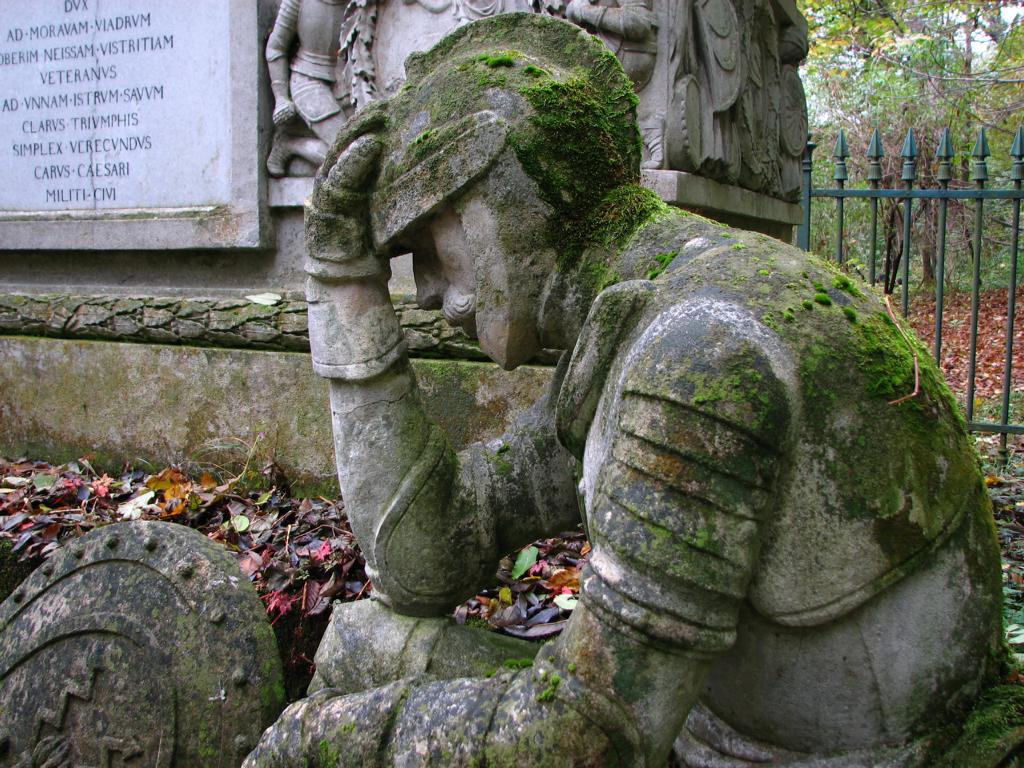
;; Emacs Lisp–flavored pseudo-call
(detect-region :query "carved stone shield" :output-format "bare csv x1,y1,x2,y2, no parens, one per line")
0,521,285,767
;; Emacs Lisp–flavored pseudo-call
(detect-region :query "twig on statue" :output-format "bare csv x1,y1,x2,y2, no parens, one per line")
884,294,921,406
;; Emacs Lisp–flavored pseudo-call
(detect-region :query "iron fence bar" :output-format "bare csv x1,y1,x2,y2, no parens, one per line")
899,130,918,317
969,422,1024,435
866,130,884,286
966,129,990,424
901,194,912,316
935,128,954,365
1000,128,1024,459
809,189,1024,199
799,136,815,251
869,195,879,285
835,186,845,264
935,195,949,363
833,131,849,264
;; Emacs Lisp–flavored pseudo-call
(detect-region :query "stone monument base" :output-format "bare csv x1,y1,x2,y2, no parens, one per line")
0,336,553,495
642,170,803,241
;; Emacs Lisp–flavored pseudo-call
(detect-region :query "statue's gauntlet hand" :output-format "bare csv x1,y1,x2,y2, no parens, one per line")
304,124,404,381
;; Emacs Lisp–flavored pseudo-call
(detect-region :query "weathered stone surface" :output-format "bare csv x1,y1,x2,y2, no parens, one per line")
0,336,555,497
310,600,537,696
0,520,285,767
250,13,1009,768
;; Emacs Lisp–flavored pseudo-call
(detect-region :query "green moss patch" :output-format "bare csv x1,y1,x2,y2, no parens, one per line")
536,671,561,702
646,250,679,280
511,66,642,267
478,52,516,68
933,682,1024,767
832,273,863,297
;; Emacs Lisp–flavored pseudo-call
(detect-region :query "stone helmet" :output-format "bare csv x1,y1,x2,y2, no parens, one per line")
317,12,643,259
307,13,644,368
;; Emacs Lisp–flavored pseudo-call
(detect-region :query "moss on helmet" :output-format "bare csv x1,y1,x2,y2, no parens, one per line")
377,13,643,268
508,59,642,267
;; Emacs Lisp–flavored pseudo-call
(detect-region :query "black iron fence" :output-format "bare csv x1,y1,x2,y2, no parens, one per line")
798,127,1024,446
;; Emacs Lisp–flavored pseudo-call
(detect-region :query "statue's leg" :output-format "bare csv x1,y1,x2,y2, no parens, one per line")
308,111,348,149
309,599,538,696
680,503,1003,766
246,652,632,768
267,129,328,176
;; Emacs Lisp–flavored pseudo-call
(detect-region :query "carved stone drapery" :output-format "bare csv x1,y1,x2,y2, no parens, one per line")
264,0,807,201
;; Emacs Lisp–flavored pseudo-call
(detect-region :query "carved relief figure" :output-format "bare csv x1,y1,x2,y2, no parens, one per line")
245,15,1011,767
265,0,378,176
406,0,535,24
265,0,808,196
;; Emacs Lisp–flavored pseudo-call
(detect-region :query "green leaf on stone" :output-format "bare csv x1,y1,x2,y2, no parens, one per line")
1007,624,1024,646
31,473,57,491
245,292,282,306
553,594,578,611
231,515,251,533
511,545,539,579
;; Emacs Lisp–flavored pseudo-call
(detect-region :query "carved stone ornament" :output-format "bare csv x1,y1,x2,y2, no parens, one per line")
264,0,808,200
0,521,285,768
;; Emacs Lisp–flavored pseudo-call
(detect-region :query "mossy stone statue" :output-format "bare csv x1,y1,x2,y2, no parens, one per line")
247,13,1015,767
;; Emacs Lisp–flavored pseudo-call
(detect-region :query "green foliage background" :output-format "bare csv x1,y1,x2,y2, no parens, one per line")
798,0,1024,291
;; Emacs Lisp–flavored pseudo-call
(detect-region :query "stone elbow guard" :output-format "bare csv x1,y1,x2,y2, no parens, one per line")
579,300,791,655
364,425,496,616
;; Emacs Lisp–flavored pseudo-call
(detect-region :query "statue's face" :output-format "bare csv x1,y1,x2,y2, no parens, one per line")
404,151,559,370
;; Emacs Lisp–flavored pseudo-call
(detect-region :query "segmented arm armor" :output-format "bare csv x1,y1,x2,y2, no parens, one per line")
571,299,792,656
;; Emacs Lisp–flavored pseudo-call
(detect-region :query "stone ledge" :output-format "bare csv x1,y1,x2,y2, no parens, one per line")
642,170,804,229
0,337,555,497
0,292,489,362
271,171,803,239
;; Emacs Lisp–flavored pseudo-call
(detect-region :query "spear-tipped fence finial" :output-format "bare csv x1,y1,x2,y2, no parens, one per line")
972,128,990,182
936,127,954,158
936,127,954,185
833,129,849,183
901,127,917,183
867,128,884,159
866,128,884,184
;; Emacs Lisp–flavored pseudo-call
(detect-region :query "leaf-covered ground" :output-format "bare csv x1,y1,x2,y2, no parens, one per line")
4,438,1024,697
984,435,1024,656
0,456,589,700
907,286,1024,401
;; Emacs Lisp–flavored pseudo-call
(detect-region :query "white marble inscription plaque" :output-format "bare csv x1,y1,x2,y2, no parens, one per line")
0,1,229,211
